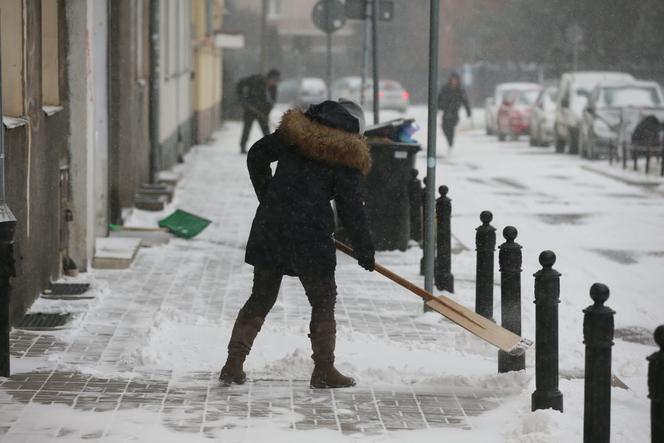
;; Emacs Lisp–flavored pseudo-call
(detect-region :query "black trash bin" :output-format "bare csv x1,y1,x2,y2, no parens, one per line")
364,140,421,251
334,118,421,251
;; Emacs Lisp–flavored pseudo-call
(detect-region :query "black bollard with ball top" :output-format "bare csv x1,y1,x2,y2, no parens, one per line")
649,325,664,443
532,250,563,412
475,211,496,320
583,283,615,443
408,169,423,243
434,185,453,293
498,226,525,373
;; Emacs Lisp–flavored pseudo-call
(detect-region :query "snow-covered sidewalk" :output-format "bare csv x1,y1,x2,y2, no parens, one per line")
0,110,659,442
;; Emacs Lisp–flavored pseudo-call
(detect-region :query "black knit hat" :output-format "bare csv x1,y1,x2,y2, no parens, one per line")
304,100,363,135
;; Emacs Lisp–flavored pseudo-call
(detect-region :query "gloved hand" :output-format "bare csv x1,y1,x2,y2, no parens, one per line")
356,250,375,272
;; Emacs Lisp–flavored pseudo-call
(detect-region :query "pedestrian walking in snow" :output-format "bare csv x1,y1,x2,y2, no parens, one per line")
437,72,472,148
237,69,281,154
220,99,375,388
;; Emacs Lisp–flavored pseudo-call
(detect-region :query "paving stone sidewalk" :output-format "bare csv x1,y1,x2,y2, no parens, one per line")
0,128,516,441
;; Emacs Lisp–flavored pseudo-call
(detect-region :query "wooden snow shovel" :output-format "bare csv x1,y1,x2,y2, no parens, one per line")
335,241,533,356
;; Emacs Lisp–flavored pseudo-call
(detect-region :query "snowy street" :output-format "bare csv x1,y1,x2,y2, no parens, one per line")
0,106,662,442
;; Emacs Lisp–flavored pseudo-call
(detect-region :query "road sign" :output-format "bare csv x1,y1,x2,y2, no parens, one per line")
378,0,394,21
312,0,346,34
345,0,393,21
345,0,366,19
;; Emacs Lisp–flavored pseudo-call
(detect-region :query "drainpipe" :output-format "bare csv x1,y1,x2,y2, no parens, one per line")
0,17,17,377
148,0,160,182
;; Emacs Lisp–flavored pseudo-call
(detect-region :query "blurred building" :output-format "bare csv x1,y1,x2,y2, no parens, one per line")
191,0,225,144
221,0,363,117
0,0,225,325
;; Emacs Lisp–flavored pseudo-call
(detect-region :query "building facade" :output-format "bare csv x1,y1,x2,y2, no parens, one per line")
1,0,70,320
0,0,225,325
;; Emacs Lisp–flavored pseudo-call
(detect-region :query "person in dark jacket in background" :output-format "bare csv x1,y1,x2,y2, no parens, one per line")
237,69,281,153
220,99,375,389
437,72,471,148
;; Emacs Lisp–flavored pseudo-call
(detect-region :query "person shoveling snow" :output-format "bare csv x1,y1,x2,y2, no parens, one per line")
220,99,375,389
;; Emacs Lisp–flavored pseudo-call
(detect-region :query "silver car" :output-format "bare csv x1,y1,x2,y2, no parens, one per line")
278,77,329,109
554,71,634,154
529,85,558,147
579,79,664,159
332,77,409,112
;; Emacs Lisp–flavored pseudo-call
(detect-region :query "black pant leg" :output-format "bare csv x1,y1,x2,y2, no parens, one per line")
257,114,270,136
240,110,257,152
442,115,458,147
299,272,338,325
239,267,284,318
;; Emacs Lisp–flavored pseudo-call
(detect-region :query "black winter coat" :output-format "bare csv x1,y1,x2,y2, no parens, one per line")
245,108,374,276
236,74,277,115
437,83,471,121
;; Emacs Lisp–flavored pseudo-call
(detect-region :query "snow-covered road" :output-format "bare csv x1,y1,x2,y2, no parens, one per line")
0,105,660,442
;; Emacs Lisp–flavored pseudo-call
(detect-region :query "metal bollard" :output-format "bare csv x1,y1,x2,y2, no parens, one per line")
648,325,664,443
583,283,615,443
531,250,563,412
434,185,453,293
498,226,525,373
420,177,430,276
475,211,496,319
408,169,423,243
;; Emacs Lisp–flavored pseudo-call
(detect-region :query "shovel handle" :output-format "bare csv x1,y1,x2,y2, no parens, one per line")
334,240,486,330
335,240,434,303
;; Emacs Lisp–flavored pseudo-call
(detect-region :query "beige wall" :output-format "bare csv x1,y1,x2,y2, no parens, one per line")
191,0,223,113
0,0,25,116
159,0,191,144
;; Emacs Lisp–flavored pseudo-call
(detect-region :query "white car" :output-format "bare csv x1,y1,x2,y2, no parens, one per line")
554,71,634,154
278,77,328,109
485,82,541,136
332,76,409,112
529,85,558,147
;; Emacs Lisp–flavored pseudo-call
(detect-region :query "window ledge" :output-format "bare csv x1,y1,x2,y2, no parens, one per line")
2,116,29,129
43,105,64,117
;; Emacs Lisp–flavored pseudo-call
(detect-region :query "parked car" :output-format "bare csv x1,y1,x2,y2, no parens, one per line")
579,79,664,159
278,77,328,108
484,82,540,136
332,76,410,112
496,86,542,141
554,71,634,154
529,85,559,147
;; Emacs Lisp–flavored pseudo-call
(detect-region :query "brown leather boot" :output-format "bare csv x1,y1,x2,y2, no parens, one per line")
219,313,265,385
309,320,356,389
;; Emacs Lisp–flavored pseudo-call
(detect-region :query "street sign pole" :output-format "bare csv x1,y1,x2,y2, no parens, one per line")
424,0,440,295
260,0,268,72
326,1,332,100
313,0,345,99
371,0,379,123
360,2,370,106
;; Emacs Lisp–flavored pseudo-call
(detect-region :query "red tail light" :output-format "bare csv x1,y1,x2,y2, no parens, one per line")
402,90,410,100
379,91,385,98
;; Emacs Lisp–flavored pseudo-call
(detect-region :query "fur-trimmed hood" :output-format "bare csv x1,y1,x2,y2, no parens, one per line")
277,109,371,175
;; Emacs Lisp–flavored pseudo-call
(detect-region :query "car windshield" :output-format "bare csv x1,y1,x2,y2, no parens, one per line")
598,86,662,107
380,81,402,91
516,90,540,105
575,88,592,100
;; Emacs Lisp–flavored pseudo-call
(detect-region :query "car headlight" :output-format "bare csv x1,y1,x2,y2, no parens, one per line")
592,119,615,138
